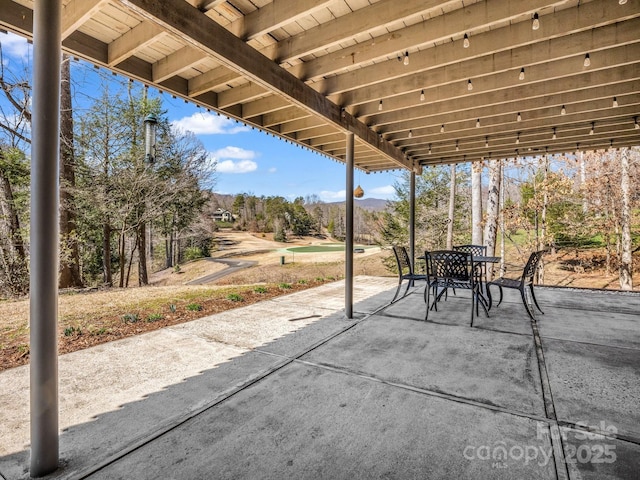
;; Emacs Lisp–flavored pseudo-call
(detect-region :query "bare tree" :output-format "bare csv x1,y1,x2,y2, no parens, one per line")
483,159,501,280
471,161,483,245
446,163,456,249
619,148,632,290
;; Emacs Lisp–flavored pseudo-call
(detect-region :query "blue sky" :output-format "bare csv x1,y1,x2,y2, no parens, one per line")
1,31,402,203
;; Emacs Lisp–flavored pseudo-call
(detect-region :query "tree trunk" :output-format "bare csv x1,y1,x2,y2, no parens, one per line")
619,148,633,290
59,54,83,288
471,162,483,245
0,162,28,295
580,151,588,214
538,155,549,283
102,222,112,286
483,159,501,281
446,163,456,249
137,220,148,285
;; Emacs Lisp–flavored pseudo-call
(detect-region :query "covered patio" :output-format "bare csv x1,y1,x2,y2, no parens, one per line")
1,277,639,479
0,0,638,476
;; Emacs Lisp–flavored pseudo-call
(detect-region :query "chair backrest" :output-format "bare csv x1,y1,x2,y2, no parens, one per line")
521,250,545,285
429,250,473,282
392,246,413,275
453,244,487,257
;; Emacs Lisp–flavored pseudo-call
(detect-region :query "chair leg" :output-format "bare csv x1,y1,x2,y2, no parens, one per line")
390,280,403,303
529,285,544,314
425,284,431,321
495,285,504,307
519,288,535,320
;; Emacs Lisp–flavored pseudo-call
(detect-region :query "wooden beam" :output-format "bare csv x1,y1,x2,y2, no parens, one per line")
108,20,164,66
153,45,206,82
62,0,108,39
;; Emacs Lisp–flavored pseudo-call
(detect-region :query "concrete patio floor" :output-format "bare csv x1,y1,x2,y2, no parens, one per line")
1,276,639,479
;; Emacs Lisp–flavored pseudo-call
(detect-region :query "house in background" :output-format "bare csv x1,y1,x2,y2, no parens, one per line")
212,208,235,223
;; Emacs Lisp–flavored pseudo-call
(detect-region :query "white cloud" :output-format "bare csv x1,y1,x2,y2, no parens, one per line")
171,112,250,135
268,167,277,173
216,159,258,174
211,146,256,160
319,190,346,201
0,32,31,60
369,185,395,196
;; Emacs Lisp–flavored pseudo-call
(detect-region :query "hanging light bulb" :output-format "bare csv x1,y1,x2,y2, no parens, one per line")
552,127,557,140
420,90,425,101
613,97,619,107
517,112,522,122
440,124,445,133
467,79,473,91
609,139,614,151
619,0,628,4
516,133,520,144
428,144,432,154
378,100,383,111
463,33,470,48
589,122,595,135
476,118,481,128
532,13,540,30
635,117,640,129
519,68,525,80
561,105,566,115
583,53,591,67
403,51,409,66
455,140,459,151
354,185,364,198
485,137,489,148
408,129,413,138
515,149,520,160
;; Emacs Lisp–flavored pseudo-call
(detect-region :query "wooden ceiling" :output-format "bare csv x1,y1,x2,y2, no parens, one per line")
1,0,639,173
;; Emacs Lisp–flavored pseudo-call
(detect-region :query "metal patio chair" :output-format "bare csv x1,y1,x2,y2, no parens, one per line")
486,250,545,320
425,250,488,326
453,244,488,291
390,246,427,303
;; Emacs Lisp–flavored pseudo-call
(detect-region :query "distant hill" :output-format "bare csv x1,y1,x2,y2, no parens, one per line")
326,198,390,212
209,192,390,212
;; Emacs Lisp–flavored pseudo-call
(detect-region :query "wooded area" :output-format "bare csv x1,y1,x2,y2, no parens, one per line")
0,51,637,299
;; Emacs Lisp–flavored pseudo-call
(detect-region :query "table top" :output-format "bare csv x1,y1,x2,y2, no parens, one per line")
474,256,501,263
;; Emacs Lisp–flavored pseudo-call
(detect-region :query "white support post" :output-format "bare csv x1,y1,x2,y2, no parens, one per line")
409,171,416,269
30,0,62,476
345,132,354,319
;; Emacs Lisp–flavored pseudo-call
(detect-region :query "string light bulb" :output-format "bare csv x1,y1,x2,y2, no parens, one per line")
517,112,522,122
613,97,619,107
552,127,557,140
420,90,425,101
561,105,566,115
485,137,489,148
440,124,445,133
532,13,540,30
476,118,481,128
455,140,459,151
516,133,520,144
463,33,470,48
408,129,413,138
619,0,627,5
378,100,383,111
467,79,473,91
589,122,595,135
428,144,432,154
584,53,591,67
635,117,640,129
519,68,525,80
403,51,409,66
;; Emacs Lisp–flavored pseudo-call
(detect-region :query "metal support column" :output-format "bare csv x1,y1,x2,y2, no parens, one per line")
409,171,416,269
30,0,62,476
345,133,355,319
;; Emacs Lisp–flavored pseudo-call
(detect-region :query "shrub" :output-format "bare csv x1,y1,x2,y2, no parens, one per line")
186,303,202,312
147,313,164,322
227,293,244,302
63,326,81,336
254,286,268,293
122,313,140,323
278,282,292,289
169,304,177,313
184,247,204,261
